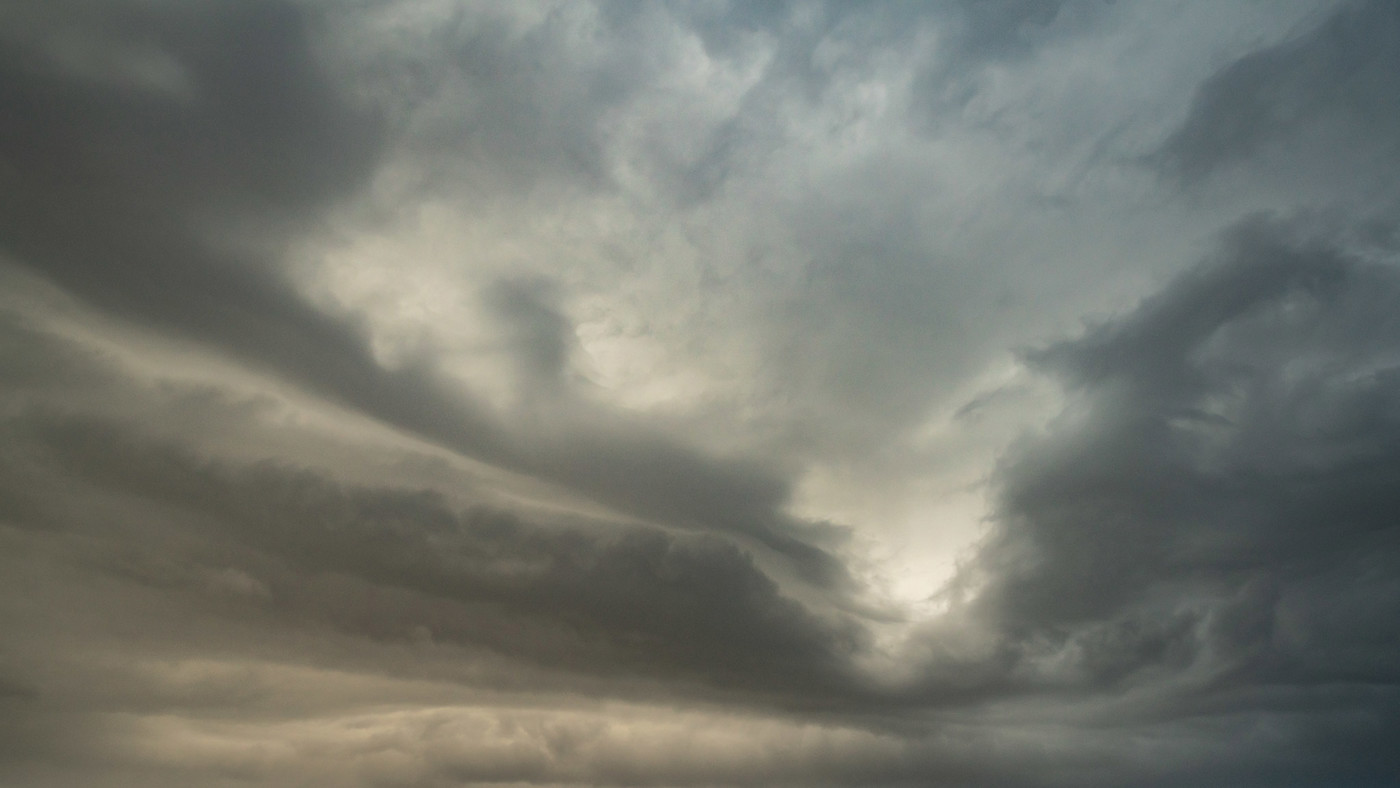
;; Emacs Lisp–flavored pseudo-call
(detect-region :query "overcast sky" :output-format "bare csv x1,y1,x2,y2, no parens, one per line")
2,1,1400,786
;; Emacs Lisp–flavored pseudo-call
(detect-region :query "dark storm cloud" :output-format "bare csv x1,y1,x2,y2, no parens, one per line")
0,0,381,219
0,411,865,702
0,0,439,424
0,309,863,708
5,1,1400,786
960,217,1400,781
1157,0,1400,183
0,0,846,583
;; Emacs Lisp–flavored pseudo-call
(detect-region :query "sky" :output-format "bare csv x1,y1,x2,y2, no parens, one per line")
2,1,1399,786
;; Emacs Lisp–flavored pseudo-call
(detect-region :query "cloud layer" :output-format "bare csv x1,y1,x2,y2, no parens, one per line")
2,1,1399,785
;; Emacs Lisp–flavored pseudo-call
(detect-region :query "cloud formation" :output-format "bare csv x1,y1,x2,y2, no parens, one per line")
2,1,1399,785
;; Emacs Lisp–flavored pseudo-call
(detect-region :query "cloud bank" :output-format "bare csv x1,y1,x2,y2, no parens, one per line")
2,1,1398,785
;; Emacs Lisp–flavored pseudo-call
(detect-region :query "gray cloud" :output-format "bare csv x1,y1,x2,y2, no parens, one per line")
0,0,853,587
1152,0,1400,240
961,217,1400,779
2,414,862,700
3,1,1400,786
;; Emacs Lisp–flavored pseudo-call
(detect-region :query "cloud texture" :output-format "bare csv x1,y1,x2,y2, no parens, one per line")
2,1,1399,785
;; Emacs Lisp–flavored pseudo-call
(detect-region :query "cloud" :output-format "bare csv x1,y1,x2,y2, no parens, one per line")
0,0,853,586
0,411,862,707
958,216,1400,779
1155,0,1400,213
4,1,1400,785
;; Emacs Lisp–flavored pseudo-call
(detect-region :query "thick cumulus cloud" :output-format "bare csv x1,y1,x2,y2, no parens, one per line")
1004,221,1399,633
3,0,1400,786
972,220,1400,747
